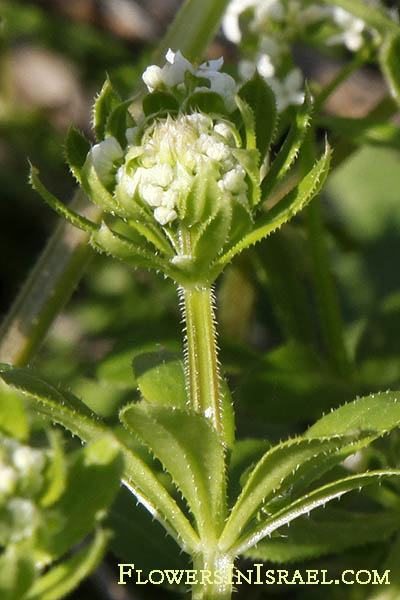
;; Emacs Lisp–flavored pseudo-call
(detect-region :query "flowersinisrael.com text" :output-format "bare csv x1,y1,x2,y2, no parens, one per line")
118,564,391,586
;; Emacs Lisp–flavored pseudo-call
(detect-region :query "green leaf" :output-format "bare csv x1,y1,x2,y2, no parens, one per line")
0,364,199,553
0,364,101,441
0,543,36,600
0,381,29,440
26,529,109,600
306,391,400,438
185,91,227,115
106,99,136,147
81,154,121,213
133,349,188,407
64,125,91,184
39,430,66,508
120,403,226,540
193,201,232,270
29,164,98,233
381,34,400,107
93,78,121,141
235,94,256,152
237,72,277,163
261,88,313,201
142,91,180,117
214,141,331,275
90,222,173,274
39,435,122,560
243,507,400,563
219,433,364,551
230,470,400,555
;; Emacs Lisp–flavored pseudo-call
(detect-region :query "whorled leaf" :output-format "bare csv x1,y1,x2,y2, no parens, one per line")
132,349,188,407
306,391,400,438
92,78,121,141
230,470,400,555
0,364,200,553
64,125,91,184
120,403,226,541
89,222,173,275
106,99,136,147
260,87,312,202
212,141,331,277
237,72,277,165
219,433,364,550
29,165,98,234
242,506,400,563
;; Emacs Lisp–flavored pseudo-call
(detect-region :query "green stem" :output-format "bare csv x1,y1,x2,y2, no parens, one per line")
307,198,352,379
180,285,224,439
0,0,230,367
0,191,101,366
191,551,234,600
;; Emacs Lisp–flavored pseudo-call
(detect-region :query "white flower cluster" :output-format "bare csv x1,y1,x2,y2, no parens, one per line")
223,0,398,110
0,436,47,543
142,49,237,112
116,112,248,225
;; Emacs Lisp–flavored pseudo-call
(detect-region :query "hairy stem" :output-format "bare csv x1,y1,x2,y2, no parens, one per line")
180,285,224,440
191,551,234,600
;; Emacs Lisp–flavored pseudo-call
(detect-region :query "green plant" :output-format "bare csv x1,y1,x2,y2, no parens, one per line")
1,1,400,599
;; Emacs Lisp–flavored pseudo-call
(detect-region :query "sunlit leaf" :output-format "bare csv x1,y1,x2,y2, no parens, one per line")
93,78,121,141
230,470,400,554
133,349,188,407
121,403,226,540
243,507,400,563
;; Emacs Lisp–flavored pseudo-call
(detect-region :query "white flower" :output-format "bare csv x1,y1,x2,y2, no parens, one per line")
142,50,237,112
162,49,195,87
117,112,248,226
266,69,305,111
142,65,163,92
91,136,124,186
253,0,285,31
0,464,17,495
328,7,365,51
12,446,45,475
222,0,257,43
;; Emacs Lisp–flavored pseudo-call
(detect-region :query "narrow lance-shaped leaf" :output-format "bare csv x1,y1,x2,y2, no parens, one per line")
212,142,331,278
64,125,91,184
237,72,277,164
133,349,188,407
306,391,400,438
381,34,400,107
30,165,98,233
261,87,312,202
106,99,136,147
0,364,200,553
93,78,121,141
90,222,174,275
243,507,400,564
121,403,226,541
219,432,364,550
229,470,400,555
26,529,110,600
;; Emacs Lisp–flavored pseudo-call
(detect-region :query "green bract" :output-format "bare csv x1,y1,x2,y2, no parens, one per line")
30,50,330,287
